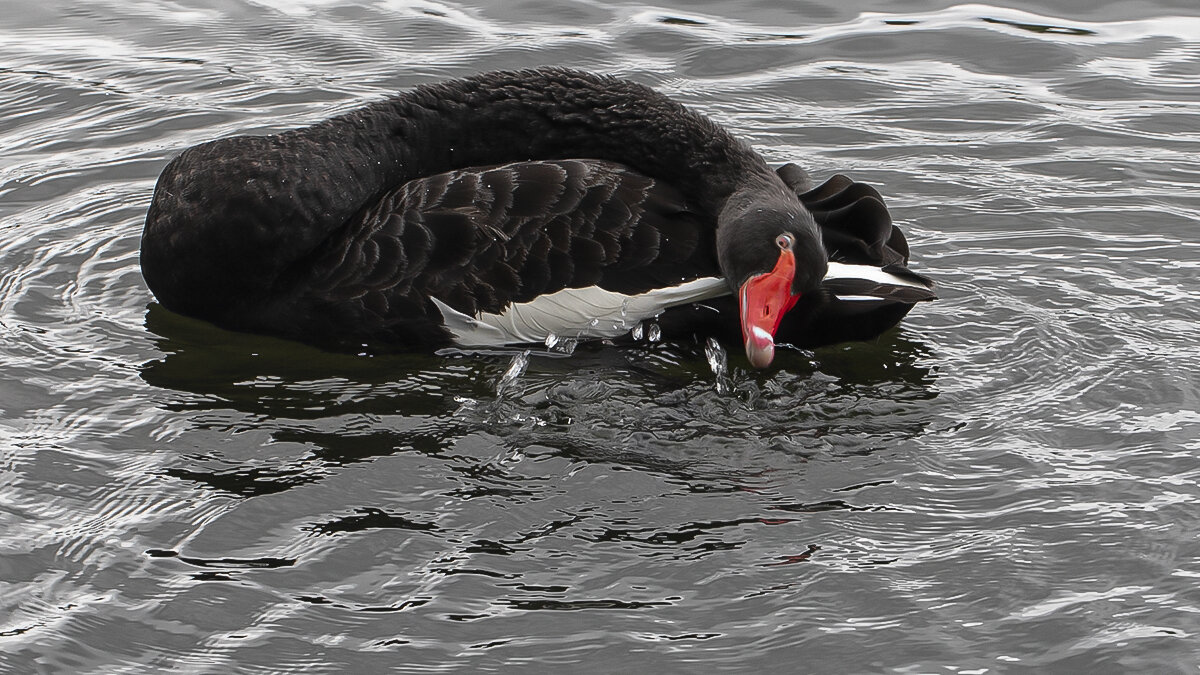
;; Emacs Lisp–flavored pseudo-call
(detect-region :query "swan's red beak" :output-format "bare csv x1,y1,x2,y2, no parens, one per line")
738,247,801,369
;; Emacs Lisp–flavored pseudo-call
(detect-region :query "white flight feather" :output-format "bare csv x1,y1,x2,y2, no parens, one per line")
831,295,886,302
824,261,929,290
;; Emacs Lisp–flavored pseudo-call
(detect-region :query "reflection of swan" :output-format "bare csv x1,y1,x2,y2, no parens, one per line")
140,304,463,419
141,302,937,402
142,68,933,369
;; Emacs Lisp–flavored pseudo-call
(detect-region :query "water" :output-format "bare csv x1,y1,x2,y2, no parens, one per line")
3,1,1200,672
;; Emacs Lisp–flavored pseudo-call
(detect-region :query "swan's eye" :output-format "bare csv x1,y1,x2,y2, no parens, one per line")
775,233,794,250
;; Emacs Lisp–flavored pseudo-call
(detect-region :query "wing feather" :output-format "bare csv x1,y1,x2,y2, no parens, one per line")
287,159,717,349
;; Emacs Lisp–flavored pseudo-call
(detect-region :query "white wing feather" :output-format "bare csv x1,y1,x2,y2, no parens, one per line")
434,277,729,346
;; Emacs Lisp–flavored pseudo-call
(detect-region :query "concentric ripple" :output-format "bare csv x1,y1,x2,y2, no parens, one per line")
2,1,1199,672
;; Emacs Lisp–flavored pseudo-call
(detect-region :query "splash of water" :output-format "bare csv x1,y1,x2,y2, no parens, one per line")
496,349,530,395
704,337,731,395
451,394,479,416
544,333,578,354
647,321,662,343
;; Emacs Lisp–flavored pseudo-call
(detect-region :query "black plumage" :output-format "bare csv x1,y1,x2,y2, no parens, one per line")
141,68,931,359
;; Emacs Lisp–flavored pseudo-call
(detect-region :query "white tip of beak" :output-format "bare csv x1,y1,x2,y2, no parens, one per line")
745,325,776,369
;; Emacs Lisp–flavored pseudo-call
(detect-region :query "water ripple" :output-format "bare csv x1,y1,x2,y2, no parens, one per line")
3,1,1200,672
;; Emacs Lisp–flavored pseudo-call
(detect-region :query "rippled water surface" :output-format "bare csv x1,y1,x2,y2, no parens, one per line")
3,1,1200,672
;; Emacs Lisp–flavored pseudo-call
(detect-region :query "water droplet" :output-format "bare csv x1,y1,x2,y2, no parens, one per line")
496,350,530,395
705,337,730,395
647,322,662,343
631,322,644,341
452,395,479,415
545,333,577,354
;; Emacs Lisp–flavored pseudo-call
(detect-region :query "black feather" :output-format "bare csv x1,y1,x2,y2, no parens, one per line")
141,68,932,355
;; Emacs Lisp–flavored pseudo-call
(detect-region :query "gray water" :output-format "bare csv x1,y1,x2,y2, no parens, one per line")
3,1,1200,672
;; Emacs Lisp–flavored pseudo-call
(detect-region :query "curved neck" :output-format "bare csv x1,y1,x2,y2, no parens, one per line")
308,68,776,214
143,69,791,322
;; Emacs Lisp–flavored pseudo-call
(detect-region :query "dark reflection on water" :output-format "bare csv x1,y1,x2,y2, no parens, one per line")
142,300,940,498
3,0,1200,672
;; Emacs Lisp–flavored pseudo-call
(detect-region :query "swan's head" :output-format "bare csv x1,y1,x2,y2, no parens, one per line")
717,193,826,369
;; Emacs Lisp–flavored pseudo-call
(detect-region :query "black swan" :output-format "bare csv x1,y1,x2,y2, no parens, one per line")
141,68,934,368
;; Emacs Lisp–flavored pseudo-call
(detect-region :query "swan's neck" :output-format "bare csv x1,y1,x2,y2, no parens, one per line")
142,69,793,322
316,69,774,212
